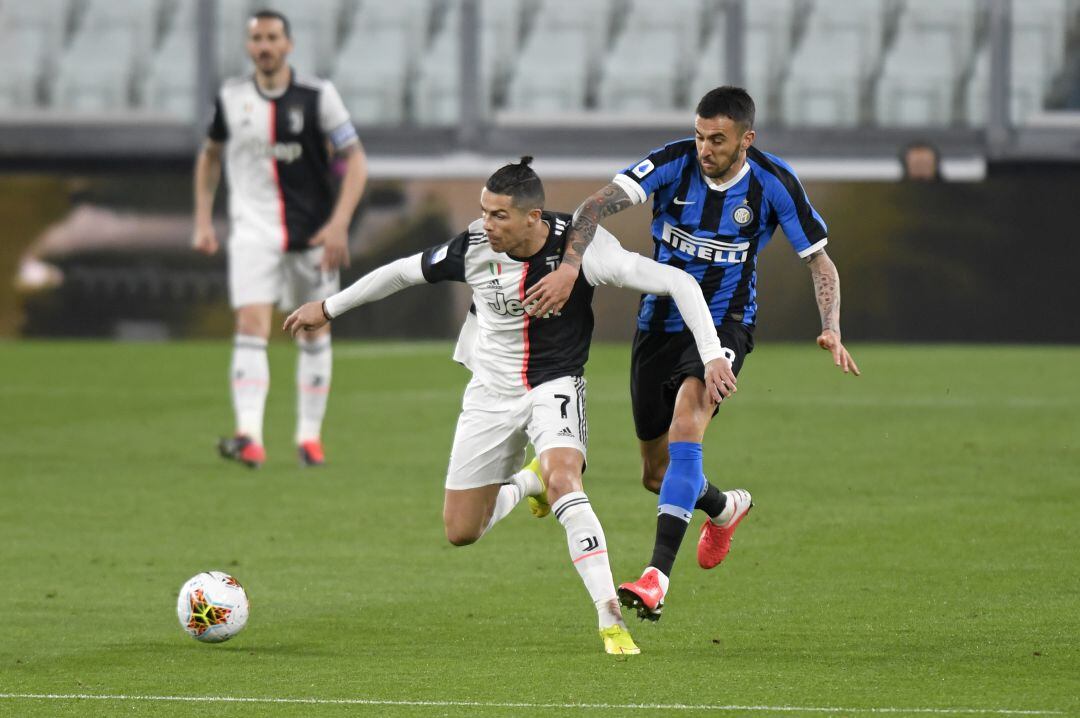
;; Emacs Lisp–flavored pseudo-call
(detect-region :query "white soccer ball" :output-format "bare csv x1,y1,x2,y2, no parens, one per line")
177,571,250,643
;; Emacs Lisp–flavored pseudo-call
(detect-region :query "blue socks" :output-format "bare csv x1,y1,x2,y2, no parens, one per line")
657,442,705,521
650,441,705,577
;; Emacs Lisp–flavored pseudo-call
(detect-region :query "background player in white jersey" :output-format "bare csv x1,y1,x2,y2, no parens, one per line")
283,158,737,655
192,10,367,468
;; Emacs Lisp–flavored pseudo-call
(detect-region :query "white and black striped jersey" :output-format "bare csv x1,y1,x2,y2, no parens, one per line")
207,69,359,251
324,212,729,397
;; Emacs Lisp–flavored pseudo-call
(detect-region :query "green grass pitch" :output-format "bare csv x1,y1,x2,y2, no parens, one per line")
1,340,1077,717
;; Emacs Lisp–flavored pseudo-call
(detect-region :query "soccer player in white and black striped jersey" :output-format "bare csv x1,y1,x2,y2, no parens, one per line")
192,10,367,469
283,158,737,655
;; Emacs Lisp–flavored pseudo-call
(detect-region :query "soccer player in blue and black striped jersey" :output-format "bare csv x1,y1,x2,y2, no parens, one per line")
525,86,860,623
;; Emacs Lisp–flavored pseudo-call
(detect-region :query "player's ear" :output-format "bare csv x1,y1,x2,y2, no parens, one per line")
527,208,543,224
741,128,755,150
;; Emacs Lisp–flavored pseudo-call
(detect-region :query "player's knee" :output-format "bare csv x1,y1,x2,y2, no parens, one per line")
668,413,706,443
641,470,663,494
545,470,581,503
444,526,480,547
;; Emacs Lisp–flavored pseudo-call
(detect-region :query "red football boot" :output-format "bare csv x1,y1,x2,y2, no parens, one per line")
218,435,266,469
298,439,325,467
617,568,666,622
697,489,753,569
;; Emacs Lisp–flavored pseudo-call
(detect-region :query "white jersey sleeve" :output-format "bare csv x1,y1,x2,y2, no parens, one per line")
318,80,359,151
323,254,426,318
582,228,728,366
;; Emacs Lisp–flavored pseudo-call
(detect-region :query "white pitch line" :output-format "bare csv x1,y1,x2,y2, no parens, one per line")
0,693,1063,715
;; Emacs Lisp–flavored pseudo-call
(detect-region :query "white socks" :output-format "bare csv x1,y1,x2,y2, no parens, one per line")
296,334,332,443
482,466,541,536
711,490,738,526
231,334,269,444
553,491,623,628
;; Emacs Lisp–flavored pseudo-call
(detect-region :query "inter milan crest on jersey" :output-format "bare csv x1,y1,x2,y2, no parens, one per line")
732,203,754,227
287,106,304,134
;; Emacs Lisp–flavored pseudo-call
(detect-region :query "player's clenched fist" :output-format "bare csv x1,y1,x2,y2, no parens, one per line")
283,300,331,338
192,223,219,255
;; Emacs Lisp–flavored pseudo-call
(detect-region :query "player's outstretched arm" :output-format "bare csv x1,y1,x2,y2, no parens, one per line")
192,140,223,255
524,182,635,318
583,231,737,402
806,250,860,376
282,253,427,338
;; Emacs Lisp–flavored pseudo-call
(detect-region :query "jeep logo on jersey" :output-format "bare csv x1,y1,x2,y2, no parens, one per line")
242,138,303,163
487,290,527,316
545,255,560,272
287,106,304,134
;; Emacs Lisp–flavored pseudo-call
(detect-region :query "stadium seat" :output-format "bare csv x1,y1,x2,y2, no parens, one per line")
688,21,731,115
217,0,253,78
0,21,50,109
505,28,589,113
622,0,706,74
332,29,412,124
52,28,138,113
347,0,432,59
896,0,981,73
874,28,963,126
781,30,863,126
142,30,197,120
596,29,681,112
80,0,163,69
965,26,1057,126
0,0,70,60
414,4,472,125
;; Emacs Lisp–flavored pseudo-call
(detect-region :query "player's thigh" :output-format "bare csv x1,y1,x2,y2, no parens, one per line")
281,247,339,312
227,236,284,310
526,376,587,465
445,377,530,492
630,328,685,442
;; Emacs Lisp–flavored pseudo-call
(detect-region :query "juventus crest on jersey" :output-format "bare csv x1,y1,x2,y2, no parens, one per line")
207,70,358,252
420,212,595,395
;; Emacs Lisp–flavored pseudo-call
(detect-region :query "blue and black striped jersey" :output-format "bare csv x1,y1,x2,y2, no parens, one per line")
613,139,828,332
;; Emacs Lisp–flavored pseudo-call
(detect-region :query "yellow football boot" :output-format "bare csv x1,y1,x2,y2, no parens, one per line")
524,456,550,518
599,624,641,655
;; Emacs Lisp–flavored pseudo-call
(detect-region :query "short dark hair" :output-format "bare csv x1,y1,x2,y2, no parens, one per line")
250,9,291,39
485,156,545,210
696,86,755,130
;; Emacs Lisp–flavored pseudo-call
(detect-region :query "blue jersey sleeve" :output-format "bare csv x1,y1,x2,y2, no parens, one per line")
613,141,693,205
762,155,828,258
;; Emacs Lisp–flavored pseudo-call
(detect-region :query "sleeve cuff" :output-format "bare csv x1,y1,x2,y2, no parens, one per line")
797,237,828,259
612,173,647,205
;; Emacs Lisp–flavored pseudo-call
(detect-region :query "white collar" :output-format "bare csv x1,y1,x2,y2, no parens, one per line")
703,160,750,192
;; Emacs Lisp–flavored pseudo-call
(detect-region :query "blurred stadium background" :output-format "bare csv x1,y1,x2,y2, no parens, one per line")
2,0,1079,342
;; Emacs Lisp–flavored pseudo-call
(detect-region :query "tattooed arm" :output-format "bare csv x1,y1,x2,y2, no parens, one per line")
806,250,860,376
523,182,636,317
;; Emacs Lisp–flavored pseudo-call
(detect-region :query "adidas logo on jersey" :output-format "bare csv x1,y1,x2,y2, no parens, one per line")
481,279,501,290
556,427,575,438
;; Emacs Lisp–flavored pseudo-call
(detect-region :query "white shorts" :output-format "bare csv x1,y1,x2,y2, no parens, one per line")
445,375,588,490
227,238,339,311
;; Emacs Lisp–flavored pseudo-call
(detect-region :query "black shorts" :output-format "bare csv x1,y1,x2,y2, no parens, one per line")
630,322,754,441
